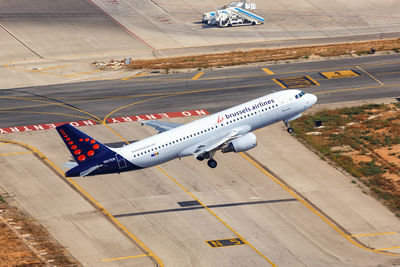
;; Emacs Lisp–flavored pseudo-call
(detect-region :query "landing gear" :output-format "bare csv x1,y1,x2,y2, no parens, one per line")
207,158,217,168
284,120,294,133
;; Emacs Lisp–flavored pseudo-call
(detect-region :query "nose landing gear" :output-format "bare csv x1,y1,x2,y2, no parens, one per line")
284,120,294,133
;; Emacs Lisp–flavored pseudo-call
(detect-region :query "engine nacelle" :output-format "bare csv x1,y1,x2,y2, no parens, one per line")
222,132,257,153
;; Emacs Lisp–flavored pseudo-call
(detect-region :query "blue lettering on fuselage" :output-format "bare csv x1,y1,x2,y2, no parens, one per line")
225,99,275,119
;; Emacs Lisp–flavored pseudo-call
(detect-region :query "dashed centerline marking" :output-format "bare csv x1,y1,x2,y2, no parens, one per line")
192,72,204,80
262,68,274,75
356,66,384,85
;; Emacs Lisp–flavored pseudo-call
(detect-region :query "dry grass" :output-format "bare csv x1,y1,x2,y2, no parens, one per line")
292,103,400,216
0,202,80,266
122,38,400,70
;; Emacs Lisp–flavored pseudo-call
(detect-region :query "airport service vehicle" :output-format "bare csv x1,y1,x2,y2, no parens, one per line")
202,1,264,27
57,89,317,177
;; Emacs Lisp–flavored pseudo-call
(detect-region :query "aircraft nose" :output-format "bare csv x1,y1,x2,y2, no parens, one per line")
309,93,317,106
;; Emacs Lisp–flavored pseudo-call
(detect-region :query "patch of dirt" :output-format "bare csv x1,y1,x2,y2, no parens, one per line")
98,38,400,70
292,102,400,216
0,201,80,267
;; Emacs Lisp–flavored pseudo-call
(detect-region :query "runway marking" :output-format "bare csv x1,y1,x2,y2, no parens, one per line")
356,66,384,86
102,254,149,262
320,70,360,79
66,70,101,77
273,76,319,89
272,78,286,89
262,68,274,75
0,151,31,156
0,139,163,266
350,232,398,237
122,72,147,81
191,72,204,80
240,152,400,258
377,246,400,251
156,166,277,266
206,238,245,248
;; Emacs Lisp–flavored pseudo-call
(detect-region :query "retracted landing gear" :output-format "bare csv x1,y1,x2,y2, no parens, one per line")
207,158,217,168
284,120,294,133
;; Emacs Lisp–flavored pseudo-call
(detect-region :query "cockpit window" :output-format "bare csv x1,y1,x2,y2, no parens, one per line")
296,91,306,99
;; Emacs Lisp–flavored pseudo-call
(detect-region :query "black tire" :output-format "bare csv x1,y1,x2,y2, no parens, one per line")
287,127,294,133
207,159,217,168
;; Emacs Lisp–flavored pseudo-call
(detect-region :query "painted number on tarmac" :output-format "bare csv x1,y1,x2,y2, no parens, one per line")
206,238,245,248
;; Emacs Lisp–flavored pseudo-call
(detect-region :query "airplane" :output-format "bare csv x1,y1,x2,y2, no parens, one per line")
56,89,317,177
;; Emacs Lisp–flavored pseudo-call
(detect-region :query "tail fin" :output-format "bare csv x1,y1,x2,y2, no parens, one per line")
56,124,114,165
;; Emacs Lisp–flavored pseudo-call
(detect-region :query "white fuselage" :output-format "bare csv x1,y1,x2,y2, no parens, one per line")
115,89,317,168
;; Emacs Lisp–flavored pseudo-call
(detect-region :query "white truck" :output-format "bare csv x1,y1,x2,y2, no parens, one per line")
202,1,264,27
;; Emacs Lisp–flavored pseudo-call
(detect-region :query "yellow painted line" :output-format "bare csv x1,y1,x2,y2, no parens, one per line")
0,151,31,156
262,68,274,75
356,66,384,86
313,83,400,95
0,139,164,267
350,232,398,237
305,75,320,86
102,254,149,262
66,70,101,77
156,166,277,266
31,65,69,72
192,72,204,80
239,152,400,258
122,72,147,81
272,78,286,89
377,246,400,251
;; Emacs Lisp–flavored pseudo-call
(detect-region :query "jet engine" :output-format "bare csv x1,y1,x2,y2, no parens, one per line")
222,132,257,153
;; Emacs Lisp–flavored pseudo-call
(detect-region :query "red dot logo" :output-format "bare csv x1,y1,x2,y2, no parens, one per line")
79,138,83,142
90,139,95,144
74,149,81,155
71,145,77,150
87,150,94,157
64,135,68,138
93,144,99,150
85,138,89,142
68,141,73,145
66,138,70,141
78,155,86,161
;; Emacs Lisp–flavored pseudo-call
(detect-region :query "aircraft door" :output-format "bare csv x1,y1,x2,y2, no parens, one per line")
115,154,128,169
278,96,290,112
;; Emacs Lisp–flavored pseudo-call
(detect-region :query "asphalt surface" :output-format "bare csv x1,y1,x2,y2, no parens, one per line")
1,53,399,128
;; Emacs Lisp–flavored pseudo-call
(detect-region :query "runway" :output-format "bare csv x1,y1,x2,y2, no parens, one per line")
1,53,399,129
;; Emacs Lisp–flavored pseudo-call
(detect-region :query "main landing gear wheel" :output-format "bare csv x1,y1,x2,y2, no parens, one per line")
207,159,217,168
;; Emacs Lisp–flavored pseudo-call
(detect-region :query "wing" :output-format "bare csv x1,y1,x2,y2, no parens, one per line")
141,120,182,133
178,130,242,158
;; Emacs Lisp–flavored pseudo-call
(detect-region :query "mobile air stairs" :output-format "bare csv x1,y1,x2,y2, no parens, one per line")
202,1,264,27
